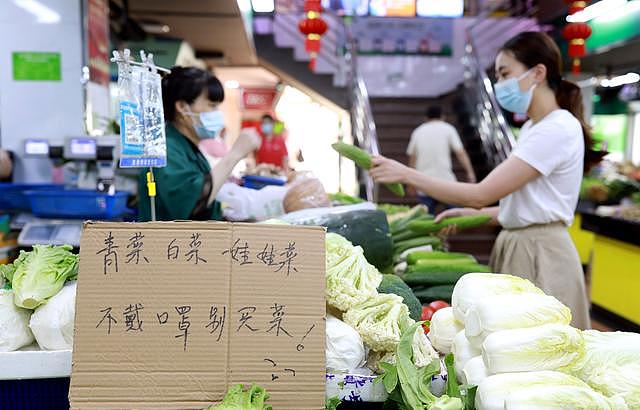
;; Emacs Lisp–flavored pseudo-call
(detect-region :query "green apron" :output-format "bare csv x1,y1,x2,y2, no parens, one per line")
138,123,222,221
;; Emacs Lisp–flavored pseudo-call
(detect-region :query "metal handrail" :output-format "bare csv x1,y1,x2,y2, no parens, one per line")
341,16,380,202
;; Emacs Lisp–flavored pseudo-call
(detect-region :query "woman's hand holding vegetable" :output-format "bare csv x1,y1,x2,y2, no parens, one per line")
435,207,501,237
370,156,412,184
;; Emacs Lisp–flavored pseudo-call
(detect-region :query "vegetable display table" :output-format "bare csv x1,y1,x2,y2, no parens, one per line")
0,348,71,410
581,212,640,330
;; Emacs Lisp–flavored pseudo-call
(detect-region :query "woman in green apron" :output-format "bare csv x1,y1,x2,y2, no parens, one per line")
138,67,260,221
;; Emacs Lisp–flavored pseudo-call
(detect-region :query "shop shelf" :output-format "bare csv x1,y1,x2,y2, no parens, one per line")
25,189,129,219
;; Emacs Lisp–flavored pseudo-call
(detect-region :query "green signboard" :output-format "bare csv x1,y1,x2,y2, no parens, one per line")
587,2,640,52
12,52,61,81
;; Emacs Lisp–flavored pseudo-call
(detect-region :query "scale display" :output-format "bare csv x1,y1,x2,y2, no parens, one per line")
24,139,50,156
69,138,97,156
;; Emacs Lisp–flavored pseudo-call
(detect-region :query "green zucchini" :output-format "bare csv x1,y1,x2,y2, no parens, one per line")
377,274,422,321
403,271,470,287
393,236,442,255
332,142,405,197
406,262,491,274
413,285,455,303
406,251,477,265
408,215,492,234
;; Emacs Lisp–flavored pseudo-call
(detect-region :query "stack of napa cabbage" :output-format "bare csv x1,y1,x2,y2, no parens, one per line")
426,272,639,410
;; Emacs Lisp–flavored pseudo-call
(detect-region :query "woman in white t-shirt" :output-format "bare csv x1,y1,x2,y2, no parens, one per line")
370,32,602,329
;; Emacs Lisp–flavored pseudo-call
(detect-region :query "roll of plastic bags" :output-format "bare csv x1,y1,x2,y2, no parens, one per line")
451,272,543,323
482,324,584,374
0,289,34,352
29,281,76,350
464,294,571,348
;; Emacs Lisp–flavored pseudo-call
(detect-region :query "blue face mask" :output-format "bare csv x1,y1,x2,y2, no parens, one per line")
187,108,224,139
261,123,274,135
494,69,536,115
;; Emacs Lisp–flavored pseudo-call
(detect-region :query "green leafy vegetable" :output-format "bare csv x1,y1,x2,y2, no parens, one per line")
444,354,461,399
325,233,382,311
343,293,410,352
376,322,463,410
7,245,78,309
325,396,341,410
204,384,272,410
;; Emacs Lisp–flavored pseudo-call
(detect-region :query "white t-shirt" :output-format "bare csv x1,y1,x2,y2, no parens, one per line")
498,110,584,229
406,120,463,182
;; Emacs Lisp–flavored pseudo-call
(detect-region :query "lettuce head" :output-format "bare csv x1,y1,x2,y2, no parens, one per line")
8,245,78,309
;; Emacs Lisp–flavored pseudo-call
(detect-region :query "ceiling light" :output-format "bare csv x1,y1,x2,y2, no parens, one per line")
14,0,61,23
566,0,627,23
224,80,240,89
251,0,275,13
600,72,640,87
237,0,252,13
596,0,640,22
140,22,170,34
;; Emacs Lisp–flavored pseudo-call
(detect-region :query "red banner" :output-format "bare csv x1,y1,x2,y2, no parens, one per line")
241,88,277,110
87,0,110,86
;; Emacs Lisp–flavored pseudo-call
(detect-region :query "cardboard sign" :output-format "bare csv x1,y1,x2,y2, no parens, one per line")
70,222,326,409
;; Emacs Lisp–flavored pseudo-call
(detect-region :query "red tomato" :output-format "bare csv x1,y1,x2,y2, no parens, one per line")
421,305,435,321
428,300,450,312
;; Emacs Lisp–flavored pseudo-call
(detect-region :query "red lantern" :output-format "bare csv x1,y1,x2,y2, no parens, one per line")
298,0,327,71
564,0,587,15
563,0,591,74
562,22,592,74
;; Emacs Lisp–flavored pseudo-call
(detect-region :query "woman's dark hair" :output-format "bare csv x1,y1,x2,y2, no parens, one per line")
261,114,274,122
501,32,604,172
425,106,442,119
161,66,224,121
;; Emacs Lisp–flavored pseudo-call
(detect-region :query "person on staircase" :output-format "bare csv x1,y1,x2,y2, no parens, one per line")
370,32,603,330
406,106,476,213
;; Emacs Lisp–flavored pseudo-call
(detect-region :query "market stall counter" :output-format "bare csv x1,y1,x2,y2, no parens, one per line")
581,211,640,330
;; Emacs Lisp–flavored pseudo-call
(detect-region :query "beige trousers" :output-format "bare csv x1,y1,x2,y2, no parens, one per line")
489,223,591,330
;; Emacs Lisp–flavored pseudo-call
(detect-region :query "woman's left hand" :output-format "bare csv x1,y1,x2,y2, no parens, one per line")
370,156,410,184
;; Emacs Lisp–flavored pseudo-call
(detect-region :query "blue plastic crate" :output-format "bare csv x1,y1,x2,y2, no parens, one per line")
0,184,62,211
242,175,286,190
25,189,129,219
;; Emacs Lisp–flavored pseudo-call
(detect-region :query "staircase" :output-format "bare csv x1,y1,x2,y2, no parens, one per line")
253,9,539,264
254,13,348,109
371,91,499,201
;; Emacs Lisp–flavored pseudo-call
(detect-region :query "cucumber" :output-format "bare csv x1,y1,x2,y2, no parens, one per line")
408,215,492,234
403,271,469,287
406,262,491,274
406,251,477,265
393,236,442,255
392,228,427,242
332,142,405,197
407,258,477,269
389,206,431,232
413,285,455,303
